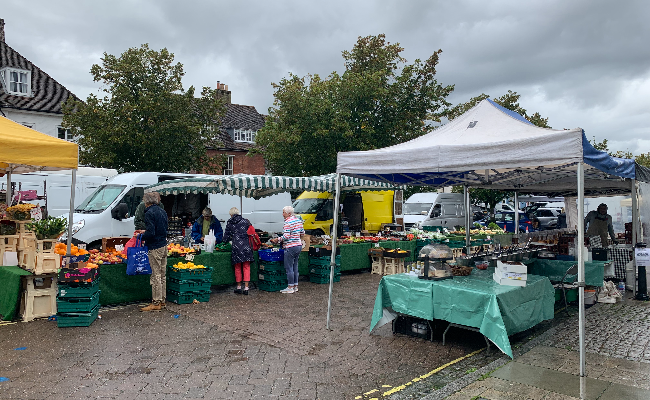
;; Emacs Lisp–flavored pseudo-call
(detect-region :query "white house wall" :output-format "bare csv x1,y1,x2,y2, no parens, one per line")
3,108,64,138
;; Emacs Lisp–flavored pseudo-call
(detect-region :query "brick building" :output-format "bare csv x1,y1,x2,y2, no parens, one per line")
207,83,267,175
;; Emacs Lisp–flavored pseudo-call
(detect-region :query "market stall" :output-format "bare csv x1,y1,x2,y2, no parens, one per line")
335,99,650,370
1,116,79,321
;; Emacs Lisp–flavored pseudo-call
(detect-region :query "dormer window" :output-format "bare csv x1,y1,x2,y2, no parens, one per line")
234,128,256,143
1,67,31,96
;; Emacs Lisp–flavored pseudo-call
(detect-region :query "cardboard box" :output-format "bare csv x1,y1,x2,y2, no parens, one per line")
102,237,131,252
58,262,99,283
496,261,528,274
494,267,528,281
493,273,527,287
301,234,311,252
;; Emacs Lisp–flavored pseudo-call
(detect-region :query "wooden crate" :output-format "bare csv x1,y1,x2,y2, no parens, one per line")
34,253,61,274
102,237,131,252
384,257,405,275
20,284,57,322
36,239,58,254
17,232,36,251
18,249,36,270
371,256,385,275
0,235,20,264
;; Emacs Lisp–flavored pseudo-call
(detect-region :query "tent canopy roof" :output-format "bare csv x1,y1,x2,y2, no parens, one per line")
145,173,396,199
337,99,644,196
0,116,78,173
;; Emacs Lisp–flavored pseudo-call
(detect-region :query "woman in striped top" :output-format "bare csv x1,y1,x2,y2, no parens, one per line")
271,205,304,294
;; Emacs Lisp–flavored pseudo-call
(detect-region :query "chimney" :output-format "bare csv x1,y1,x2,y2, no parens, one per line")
0,19,5,43
215,80,232,104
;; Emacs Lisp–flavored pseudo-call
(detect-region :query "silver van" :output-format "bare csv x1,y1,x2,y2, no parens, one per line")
418,193,466,229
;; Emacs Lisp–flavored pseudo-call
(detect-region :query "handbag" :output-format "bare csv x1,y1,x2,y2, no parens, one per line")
247,224,262,251
126,235,152,275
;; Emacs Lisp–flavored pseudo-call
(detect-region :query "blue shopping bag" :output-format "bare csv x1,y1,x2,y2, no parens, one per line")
126,236,152,275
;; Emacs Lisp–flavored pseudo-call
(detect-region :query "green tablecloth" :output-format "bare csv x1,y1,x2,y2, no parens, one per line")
0,266,32,321
523,259,606,287
370,269,554,358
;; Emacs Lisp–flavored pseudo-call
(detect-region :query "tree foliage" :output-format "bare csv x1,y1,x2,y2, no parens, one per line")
255,34,454,176
63,44,226,173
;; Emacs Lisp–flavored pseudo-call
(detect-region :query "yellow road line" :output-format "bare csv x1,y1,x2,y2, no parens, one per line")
381,347,486,397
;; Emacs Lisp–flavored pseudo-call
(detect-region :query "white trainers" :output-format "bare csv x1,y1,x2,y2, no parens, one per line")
293,286,298,292
280,287,294,294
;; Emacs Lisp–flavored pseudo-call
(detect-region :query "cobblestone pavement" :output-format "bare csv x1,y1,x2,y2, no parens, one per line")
0,271,492,400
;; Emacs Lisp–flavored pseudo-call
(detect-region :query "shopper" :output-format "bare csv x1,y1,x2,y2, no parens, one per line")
223,207,254,295
271,206,304,294
134,201,146,230
585,203,617,246
191,207,223,244
137,192,169,311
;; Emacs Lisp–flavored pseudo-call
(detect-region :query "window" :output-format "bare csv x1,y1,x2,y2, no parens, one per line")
223,155,234,175
58,127,73,141
1,68,31,96
233,128,256,143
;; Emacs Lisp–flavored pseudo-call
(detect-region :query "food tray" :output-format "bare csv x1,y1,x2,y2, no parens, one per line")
383,249,411,258
167,278,212,292
166,289,211,304
56,291,100,313
57,305,100,328
258,248,284,262
450,266,473,276
258,279,288,292
167,266,213,280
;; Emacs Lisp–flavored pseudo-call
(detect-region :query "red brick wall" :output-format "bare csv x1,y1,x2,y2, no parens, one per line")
205,150,265,175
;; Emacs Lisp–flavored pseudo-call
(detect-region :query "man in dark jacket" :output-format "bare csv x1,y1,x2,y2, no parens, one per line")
137,192,168,311
191,207,223,244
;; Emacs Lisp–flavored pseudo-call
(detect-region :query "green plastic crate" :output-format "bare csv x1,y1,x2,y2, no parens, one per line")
258,270,287,281
167,266,213,281
258,279,288,292
310,274,341,284
309,255,341,267
309,266,341,276
167,278,212,292
167,289,211,304
258,262,285,272
58,279,100,298
56,291,100,313
57,305,99,328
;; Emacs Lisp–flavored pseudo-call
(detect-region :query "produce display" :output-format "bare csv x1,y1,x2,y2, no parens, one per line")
167,243,197,257
214,242,232,252
5,203,36,220
88,248,126,264
171,261,205,269
54,242,90,257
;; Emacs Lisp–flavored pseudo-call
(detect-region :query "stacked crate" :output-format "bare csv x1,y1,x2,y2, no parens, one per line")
166,266,213,304
309,255,341,284
258,261,288,291
369,247,384,275
56,262,101,327
0,234,19,265
20,274,57,322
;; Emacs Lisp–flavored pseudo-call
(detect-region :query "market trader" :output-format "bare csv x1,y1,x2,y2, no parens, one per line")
271,205,305,294
585,203,616,247
136,192,169,311
191,207,223,244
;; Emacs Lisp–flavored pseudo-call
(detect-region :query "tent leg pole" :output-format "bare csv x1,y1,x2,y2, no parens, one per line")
632,179,638,297
6,168,12,206
66,169,77,262
514,191,519,236
577,162,586,377
464,185,470,251
327,173,341,330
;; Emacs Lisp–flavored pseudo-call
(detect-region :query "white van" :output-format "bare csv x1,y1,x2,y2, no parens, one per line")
64,172,290,249
418,193,466,229
402,192,439,230
4,167,118,217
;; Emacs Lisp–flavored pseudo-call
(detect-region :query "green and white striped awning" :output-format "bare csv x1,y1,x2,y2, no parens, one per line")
145,173,397,199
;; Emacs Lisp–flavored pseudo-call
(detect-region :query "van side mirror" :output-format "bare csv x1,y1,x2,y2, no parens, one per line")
111,203,129,221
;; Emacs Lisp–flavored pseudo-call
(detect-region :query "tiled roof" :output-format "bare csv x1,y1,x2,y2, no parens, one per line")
215,103,267,150
0,40,78,114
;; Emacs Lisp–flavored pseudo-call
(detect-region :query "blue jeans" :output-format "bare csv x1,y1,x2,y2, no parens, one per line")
283,245,302,286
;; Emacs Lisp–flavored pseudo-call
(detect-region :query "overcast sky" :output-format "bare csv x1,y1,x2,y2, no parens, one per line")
3,0,649,153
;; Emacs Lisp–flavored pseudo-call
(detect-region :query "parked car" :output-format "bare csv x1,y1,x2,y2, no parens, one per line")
530,208,561,230
478,211,535,233
523,201,563,217
494,203,522,213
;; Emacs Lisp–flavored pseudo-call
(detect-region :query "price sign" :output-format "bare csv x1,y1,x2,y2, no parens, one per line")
185,254,195,261
635,247,650,267
114,244,124,252
374,243,380,248
78,243,87,250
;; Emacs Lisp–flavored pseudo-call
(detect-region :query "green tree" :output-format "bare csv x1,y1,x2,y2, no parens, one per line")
255,34,454,176
63,44,226,173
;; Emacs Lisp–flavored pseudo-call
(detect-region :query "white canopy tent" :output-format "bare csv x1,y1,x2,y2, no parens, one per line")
332,99,650,377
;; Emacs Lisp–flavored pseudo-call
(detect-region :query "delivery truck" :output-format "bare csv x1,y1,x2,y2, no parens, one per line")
292,190,396,235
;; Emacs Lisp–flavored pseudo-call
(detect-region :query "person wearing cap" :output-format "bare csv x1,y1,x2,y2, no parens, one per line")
191,207,223,244
585,203,616,246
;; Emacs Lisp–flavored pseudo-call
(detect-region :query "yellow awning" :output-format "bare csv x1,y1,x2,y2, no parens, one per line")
0,115,78,173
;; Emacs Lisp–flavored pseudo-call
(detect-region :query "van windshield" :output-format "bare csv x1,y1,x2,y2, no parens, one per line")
293,198,327,214
75,185,126,213
404,203,433,215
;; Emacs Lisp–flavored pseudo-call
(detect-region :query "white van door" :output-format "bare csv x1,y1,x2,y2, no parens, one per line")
109,186,144,238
